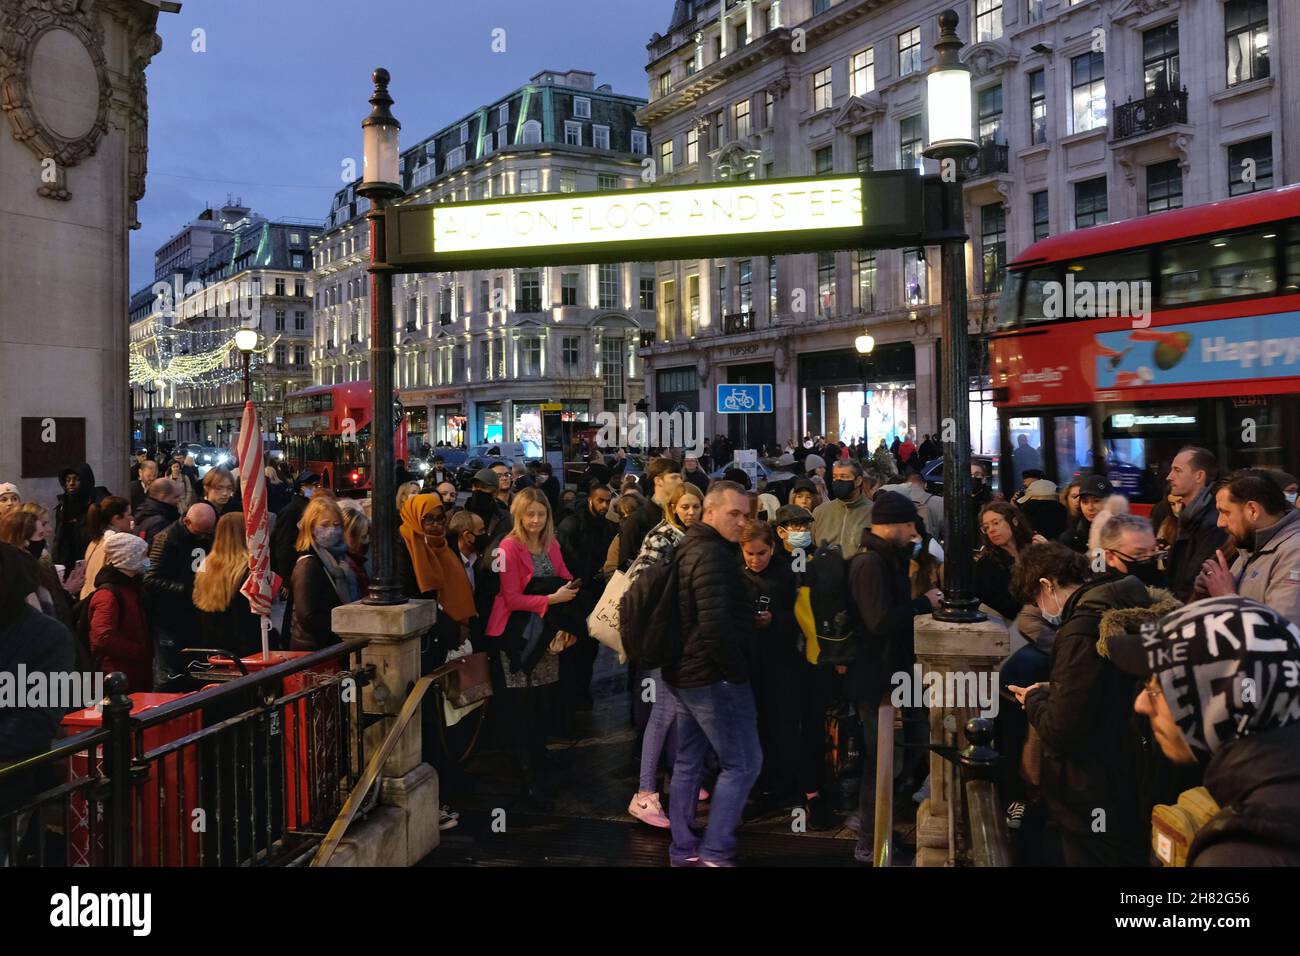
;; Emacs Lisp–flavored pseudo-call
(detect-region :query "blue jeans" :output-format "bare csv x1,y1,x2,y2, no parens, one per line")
668,680,762,866
638,670,680,793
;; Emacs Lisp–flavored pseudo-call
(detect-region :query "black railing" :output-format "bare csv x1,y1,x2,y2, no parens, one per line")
405,320,418,332
724,311,753,334
1113,88,1188,141
0,641,372,867
963,142,1010,178
439,313,453,326
639,331,657,348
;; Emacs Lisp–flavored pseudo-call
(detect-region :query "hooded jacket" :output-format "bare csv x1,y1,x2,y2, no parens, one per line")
88,566,151,693
1167,485,1226,602
556,498,618,588
53,463,109,569
1187,720,1300,866
844,532,931,702
1025,576,1186,853
133,495,179,550
1229,507,1300,625
664,522,752,689
811,493,873,558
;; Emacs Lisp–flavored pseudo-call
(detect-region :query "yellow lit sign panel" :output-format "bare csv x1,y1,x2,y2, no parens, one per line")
430,177,865,254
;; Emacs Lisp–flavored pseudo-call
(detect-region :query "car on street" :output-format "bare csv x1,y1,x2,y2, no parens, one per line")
921,455,998,496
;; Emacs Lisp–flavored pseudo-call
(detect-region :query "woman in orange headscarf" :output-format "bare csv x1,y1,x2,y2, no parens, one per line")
397,493,477,634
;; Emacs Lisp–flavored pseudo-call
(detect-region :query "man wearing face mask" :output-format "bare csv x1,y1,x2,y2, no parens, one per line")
436,481,460,512
1197,469,1300,625
555,482,618,711
270,470,320,594
969,461,993,525
144,502,218,690
466,467,511,539
1007,532,1181,866
1164,446,1226,602
811,461,874,558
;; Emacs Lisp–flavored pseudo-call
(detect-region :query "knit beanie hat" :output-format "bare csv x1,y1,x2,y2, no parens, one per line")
103,531,148,574
870,490,919,525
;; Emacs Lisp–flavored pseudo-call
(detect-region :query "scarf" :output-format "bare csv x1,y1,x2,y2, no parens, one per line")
315,544,359,604
399,494,476,623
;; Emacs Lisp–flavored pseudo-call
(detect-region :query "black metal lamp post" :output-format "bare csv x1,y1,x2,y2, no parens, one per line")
855,333,874,447
235,328,258,404
923,10,985,624
143,381,157,459
358,68,406,606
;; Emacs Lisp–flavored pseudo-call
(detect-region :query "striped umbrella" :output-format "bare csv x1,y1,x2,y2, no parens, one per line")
236,400,273,657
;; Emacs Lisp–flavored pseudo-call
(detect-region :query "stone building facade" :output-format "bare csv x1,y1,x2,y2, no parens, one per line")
0,0,178,501
638,0,1297,455
312,69,654,454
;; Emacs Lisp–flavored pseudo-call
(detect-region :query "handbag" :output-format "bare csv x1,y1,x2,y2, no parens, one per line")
500,574,567,676
586,569,630,663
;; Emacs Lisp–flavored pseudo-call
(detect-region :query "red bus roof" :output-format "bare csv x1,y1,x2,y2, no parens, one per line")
286,381,375,399
1009,185,1300,268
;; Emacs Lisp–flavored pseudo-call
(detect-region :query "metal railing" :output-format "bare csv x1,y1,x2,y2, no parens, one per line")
1113,88,1188,141
963,142,1010,178
0,641,373,867
723,311,753,334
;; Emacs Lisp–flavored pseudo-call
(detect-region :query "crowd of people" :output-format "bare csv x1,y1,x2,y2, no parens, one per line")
4,434,1300,868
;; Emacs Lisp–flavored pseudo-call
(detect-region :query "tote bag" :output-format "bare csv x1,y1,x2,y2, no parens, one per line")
586,569,630,663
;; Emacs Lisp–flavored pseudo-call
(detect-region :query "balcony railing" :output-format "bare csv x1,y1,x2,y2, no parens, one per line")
724,311,753,335
405,320,418,332
963,142,1010,178
639,331,657,348
439,313,453,326
1113,88,1188,141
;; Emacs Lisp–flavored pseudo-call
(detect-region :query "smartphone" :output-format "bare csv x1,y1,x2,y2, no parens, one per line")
757,596,770,612
567,578,583,590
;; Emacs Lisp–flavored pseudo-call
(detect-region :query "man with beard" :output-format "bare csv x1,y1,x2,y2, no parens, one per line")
1164,446,1226,601
53,464,109,571
556,483,617,711
144,502,218,690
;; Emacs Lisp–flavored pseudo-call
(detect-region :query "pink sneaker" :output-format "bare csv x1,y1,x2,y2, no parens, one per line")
628,791,670,828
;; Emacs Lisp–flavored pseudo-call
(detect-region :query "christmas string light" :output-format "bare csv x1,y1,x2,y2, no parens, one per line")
129,321,283,386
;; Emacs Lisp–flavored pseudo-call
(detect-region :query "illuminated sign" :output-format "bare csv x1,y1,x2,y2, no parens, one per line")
387,171,925,270
1111,413,1197,427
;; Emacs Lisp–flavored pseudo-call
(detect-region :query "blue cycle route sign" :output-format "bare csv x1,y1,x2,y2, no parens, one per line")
716,383,773,414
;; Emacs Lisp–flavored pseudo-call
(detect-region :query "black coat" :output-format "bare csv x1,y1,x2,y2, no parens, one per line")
142,520,210,640
1057,516,1091,554
198,576,265,659
1189,721,1300,866
289,552,344,651
134,497,179,550
1166,488,1226,602
0,606,75,812
1020,498,1069,542
270,494,308,586
683,468,709,494
664,522,752,689
618,497,664,569
556,501,617,590
53,463,109,570
844,533,929,702
973,547,1022,621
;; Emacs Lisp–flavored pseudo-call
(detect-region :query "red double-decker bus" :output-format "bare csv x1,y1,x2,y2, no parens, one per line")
991,185,1300,513
283,382,407,495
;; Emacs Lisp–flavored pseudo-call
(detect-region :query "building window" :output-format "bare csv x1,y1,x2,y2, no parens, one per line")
494,337,506,378
812,67,833,111
519,336,542,377
769,257,778,317
499,103,509,126
661,279,677,338
559,168,577,193
479,340,491,379
479,279,490,312
639,277,655,310
602,336,625,408
1029,69,1047,145
977,85,1003,144
294,279,305,297
899,115,923,171
712,111,725,149
716,264,728,316
458,122,468,144
657,71,671,97
275,309,285,331
1228,136,1273,195
898,27,922,77
521,120,542,144
564,121,582,145
764,91,775,128
852,48,875,96
275,277,286,296
1143,22,1180,95
687,274,701,329
599,263,619,309
852,251,876,311
814,0,831,12
1074,177,1109,228
631,130,648,154
686,127,699,165
593,125,610,150
598,173,619,190
446,145,466,169
293,345,306,367
738,260,753,314
903,249,927,305
1225,0,1269,87
814,145,833,175
734,98,751,137
1028,0,1044,23
981,203,1007,293
976,0,1003,42
561,272,579,306
660,139,674,175
573,96,591,118
1146,160,1184,213
295,310,306,331
562,336,581,373
290,254,304,268
275,344,287,366
856,132,874,173
817,253,836,316
1032,190,1050,241
517,272,541,312
1071,51,1106,133
519,169,540,193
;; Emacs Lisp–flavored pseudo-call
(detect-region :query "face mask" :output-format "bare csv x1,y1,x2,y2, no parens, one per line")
912,540,924,558
1039,584,1064,627
140,558,152,573
27,539,45,560
1288,492,1298,506
971,477,984,492
314,526,343,550
302,487,314,499
831,479,856,500
786,530,812,549
472,532,490,554
1126,558,1165,587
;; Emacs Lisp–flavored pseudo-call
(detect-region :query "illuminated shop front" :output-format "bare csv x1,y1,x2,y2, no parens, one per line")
799,344,917,447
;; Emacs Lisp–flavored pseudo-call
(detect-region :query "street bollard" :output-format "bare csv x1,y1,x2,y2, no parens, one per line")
961,717,1011,867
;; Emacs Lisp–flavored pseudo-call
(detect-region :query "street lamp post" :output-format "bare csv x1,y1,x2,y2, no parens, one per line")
143,381,158,459
923,10,984,624
235,328,259,405
855,333,874,446
358,68,405,606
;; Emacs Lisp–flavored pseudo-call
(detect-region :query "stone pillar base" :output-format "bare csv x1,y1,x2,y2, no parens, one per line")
381,762,440,864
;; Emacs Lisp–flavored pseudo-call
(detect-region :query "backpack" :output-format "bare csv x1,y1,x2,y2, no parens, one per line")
805,543,856,664
618,557,682,669
72,584,120,667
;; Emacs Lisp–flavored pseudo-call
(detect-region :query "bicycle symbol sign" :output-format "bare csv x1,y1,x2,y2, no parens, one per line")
716,383,772,414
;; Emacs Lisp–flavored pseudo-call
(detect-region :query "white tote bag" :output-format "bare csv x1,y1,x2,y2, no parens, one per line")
586,569,630,664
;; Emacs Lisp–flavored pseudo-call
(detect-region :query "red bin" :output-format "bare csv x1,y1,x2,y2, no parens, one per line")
63,693,202,867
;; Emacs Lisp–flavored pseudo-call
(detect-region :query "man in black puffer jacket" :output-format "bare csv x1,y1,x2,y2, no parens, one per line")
143,503,216,690
663,481,757,867
1107,596,1300,866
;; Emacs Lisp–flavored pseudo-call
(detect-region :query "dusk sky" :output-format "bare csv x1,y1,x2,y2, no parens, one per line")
131,0,668,291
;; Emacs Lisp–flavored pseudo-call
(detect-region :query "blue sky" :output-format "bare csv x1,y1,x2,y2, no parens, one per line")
131,0,667,291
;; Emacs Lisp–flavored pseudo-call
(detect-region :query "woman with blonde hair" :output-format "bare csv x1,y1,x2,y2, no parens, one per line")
396,480,422,513
0,506,77,632
288,496,358,650
193,512,264,657
486,487,578,808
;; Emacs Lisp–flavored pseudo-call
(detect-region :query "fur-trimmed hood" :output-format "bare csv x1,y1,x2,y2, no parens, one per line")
1094,586,1181,659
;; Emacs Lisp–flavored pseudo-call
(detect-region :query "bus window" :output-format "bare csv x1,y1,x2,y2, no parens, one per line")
996,270,1022,328
1052,415,1093,487
1286,220,1300,293
1009,417,1045,487
1020,266,1059,323
1158,228,1277,306
1065,251,1151,286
